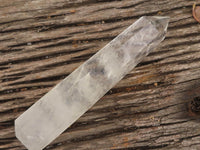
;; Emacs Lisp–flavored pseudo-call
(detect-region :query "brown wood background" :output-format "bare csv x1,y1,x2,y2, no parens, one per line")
1,0,200,149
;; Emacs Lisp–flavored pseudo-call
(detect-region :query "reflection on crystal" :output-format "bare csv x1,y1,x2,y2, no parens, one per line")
15,16,169,150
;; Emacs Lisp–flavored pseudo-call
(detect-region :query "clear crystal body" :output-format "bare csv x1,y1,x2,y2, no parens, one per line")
15,16,169,150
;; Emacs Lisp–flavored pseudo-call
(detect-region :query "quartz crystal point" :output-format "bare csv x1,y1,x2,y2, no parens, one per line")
15,16,169,150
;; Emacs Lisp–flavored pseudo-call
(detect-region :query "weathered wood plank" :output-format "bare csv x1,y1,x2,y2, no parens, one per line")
1,0,200,149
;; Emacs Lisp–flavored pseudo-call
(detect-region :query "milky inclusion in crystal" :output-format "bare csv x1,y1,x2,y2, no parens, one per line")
15,16,169,150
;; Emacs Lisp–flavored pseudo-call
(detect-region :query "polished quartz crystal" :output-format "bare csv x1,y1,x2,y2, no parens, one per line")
15,16,169,150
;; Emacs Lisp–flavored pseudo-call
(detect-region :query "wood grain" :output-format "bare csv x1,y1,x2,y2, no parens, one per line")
1,0,200,149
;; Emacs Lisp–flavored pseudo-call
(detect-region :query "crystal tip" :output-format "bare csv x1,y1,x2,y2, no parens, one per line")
145,16,170,31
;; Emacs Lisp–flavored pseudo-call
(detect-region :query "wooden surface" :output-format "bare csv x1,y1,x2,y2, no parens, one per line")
1,0,200,149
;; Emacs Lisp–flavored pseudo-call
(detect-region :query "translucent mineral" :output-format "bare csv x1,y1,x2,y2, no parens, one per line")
15,16,169,150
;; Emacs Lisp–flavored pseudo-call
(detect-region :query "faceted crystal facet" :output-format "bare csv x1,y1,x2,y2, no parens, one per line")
15,16,169,150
